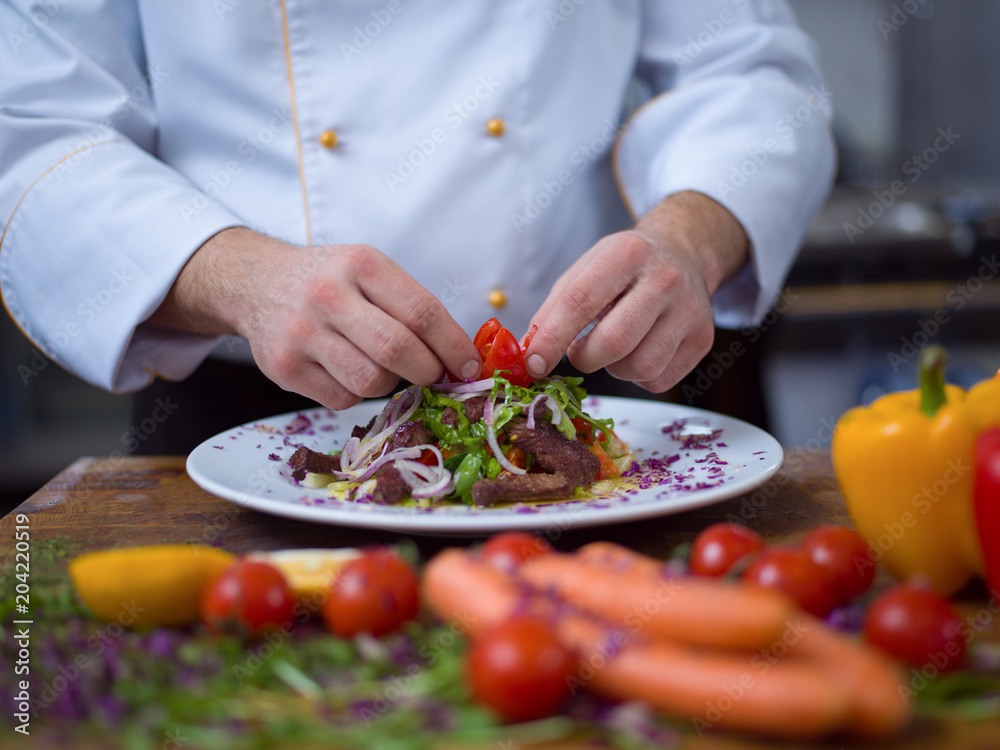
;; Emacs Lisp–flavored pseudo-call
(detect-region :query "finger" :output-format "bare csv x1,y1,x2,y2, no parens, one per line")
261,356,365,411
523,249,633,379
603,313,713,392
562,284,662,374
305,328,400,399
355,251,481,381
335,298,451,387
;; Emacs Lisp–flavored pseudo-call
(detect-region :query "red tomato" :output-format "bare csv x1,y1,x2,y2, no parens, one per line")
520,324,538,354
322,548,419,638
742,547,836,618
481,532,552,572
200,560,295,637
689,522,764,577
474,317,503,353
466,617,575,722
571,417,596,445
864,584,966,672
481,327,531,387
801,525,875,605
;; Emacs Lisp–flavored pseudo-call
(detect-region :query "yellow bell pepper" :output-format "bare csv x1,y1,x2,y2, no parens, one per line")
832,347,988,595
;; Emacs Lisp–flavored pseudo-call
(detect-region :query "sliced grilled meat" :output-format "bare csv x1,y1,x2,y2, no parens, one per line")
471,472,577,506
470,415,600,507
371,419,432,505
504,416,599,486
441,395,489,428
289,445,342,482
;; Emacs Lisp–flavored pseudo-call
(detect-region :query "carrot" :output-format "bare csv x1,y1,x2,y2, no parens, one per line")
574,542,909,737
423,547,853,740
520,552,798,651
421,548,522,635
788,615,909,738
557,614,852,741
577,540,671,574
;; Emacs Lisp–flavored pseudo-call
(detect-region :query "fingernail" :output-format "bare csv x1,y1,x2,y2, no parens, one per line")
460,360,481,381
527,354,547,378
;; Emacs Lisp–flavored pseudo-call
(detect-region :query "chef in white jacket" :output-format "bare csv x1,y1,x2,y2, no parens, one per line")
0,0,834,447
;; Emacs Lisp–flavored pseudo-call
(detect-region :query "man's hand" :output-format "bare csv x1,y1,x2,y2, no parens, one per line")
147,227,482,409
523,191,749,392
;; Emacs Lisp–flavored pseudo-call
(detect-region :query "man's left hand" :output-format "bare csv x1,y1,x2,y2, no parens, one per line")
523,191,749,392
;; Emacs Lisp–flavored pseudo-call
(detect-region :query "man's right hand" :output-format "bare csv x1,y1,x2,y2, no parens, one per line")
147,227,482,409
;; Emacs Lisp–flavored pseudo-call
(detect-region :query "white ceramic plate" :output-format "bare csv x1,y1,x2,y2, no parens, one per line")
186,396,783,535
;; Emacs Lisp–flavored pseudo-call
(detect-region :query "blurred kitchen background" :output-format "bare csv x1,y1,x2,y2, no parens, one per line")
2,0,999,510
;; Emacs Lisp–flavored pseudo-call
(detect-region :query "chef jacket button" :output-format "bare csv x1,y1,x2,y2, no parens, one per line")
319,130,339,149
486,118,505,137
488,288,507,309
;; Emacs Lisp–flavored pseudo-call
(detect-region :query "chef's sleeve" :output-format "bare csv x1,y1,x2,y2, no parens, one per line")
616,0,836,327
0,1,243,393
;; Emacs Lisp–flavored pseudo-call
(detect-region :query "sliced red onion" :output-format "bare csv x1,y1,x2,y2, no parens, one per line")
345,387,423,472
450,391,487,403
483,397,495,426
430,377,495,394
339,445,422,482
526,394,562,430
395,459,453,498
485,422,526,475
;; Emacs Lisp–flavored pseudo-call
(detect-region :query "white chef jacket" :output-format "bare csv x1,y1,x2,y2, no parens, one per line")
0,0,835,393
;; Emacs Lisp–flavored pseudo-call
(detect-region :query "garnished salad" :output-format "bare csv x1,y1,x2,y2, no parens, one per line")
289,320,635,507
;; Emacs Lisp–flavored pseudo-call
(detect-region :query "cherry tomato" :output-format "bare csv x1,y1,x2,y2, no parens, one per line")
200,559,295,637
520,324,538,354
481,532,552,572
864,584,966,672
481,327,531,387
571,417,596,445
474,317,503,353
466,617,575,722
322,548,419,638
689,522,764,577
742,546,836,617
801,525,875,605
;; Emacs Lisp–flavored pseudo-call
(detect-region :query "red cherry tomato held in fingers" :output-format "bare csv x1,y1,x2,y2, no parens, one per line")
742,547,836,618
689,522,764,577
200,560,295,637
864,584,966,672
474,317,503,353
466,617,575,722
481,328,532,387
520,324,538,355
481,532,553,572
801,525,875,605
322,548,419,638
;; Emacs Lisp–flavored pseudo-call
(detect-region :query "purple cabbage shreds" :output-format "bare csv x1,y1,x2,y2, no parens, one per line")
144,629,178,659
660,419,687,435
825,602,866,633
267,453,281,461
716,442,728,447
213,446,224,450
621,461,643,477
284,413,313,434
95,694,127,728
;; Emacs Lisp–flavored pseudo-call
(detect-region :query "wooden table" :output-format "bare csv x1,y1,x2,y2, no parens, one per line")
2,452,999,749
